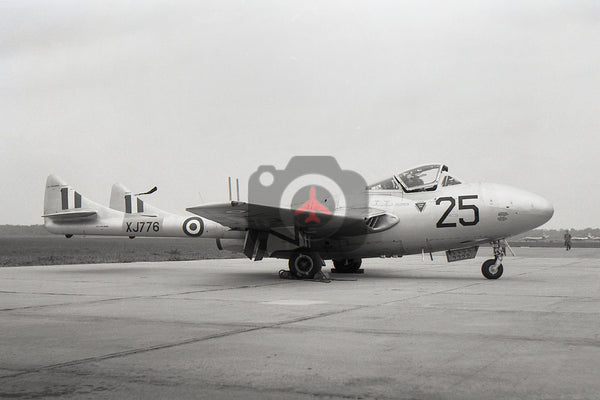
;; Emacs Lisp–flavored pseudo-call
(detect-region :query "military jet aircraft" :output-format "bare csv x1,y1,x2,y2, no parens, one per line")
522,233,550,241
43,163,553,280
572,234,600,241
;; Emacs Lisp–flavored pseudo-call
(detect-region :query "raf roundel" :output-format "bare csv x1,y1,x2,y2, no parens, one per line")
182,217,204,237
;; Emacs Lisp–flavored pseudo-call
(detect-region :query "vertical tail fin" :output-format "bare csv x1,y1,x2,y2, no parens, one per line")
43,175,99,220
110,183,139,213
110,183,166,215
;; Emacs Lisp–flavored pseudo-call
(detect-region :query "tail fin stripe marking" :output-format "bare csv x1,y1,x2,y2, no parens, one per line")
61,188,69,210
125,195,132,214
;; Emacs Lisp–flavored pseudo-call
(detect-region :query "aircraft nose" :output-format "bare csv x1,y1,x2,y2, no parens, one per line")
511,189,554,229
486,184,554,233
530,194,554,223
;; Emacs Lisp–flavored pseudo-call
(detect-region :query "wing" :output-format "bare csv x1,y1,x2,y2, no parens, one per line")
310,201,331,214
186,202,277,231
294,200,331,216
186,201,398,238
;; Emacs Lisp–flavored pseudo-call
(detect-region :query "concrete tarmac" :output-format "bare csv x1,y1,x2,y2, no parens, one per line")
1,249,599,399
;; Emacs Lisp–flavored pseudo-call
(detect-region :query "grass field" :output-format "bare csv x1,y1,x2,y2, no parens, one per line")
0,236,243,267
2,235,599,268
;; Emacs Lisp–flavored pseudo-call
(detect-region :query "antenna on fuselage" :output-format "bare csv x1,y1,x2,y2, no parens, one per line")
228,177,240,202
135,186,158,196
228,177,232,202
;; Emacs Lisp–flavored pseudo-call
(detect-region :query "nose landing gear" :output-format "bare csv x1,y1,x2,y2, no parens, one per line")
481,258,503,279
481,240,507,279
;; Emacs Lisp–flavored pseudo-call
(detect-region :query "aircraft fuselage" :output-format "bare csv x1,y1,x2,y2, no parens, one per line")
262,182,554,259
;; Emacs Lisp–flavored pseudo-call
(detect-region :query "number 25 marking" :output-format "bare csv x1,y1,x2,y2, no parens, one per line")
436,195,479,228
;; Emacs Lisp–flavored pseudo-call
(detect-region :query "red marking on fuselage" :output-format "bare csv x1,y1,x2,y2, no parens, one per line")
294,186,331,223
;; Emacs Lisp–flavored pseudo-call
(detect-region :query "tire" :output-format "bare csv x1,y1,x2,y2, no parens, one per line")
332,258,362,273
481,258,503,279
289,253,322,279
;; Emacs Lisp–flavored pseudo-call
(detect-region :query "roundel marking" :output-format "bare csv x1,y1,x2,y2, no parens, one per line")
183,217,204,237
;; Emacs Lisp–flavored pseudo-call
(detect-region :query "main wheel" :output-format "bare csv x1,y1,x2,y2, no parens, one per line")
481,258,503,279
332,258,362,273
289,253,322,279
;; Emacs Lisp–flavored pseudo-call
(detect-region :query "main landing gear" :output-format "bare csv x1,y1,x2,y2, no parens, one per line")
332,258,363,274
288,252,324,279
286,253,364,279
481,240,505,279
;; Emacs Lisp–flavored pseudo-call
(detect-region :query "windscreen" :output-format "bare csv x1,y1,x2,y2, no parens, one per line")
396,164,442,192
367,177,400,190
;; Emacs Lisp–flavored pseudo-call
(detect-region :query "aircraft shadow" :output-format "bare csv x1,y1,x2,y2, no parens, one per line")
205,269,485,283
45,265,485,283
334,270,483,281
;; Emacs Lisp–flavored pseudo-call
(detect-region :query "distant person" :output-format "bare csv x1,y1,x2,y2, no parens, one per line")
564,230,572,251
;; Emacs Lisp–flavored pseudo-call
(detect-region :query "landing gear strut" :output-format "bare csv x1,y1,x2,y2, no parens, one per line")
481,240,505,279
289,252,323,279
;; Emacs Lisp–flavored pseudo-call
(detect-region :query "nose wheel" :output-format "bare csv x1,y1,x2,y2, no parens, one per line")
481,258,503,279
482,240,507,279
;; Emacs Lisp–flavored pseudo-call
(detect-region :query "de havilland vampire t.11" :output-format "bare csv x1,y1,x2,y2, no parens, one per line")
43,160,553,280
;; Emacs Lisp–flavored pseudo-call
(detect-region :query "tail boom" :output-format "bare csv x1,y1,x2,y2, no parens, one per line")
43,175,239,239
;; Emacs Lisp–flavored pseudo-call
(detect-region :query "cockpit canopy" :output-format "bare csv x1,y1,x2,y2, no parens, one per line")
368,164,462,192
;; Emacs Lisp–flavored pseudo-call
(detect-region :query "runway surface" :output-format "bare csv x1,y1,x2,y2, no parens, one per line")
1,249,599,399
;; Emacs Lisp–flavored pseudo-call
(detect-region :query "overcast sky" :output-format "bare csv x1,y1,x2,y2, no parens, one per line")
1,0,598,229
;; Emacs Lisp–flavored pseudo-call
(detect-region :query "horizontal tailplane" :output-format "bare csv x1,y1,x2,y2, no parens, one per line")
43,210,97,221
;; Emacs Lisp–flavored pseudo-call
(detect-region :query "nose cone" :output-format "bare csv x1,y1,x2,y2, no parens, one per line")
505,187,554,231
529,194,554,225
485,184,554,234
